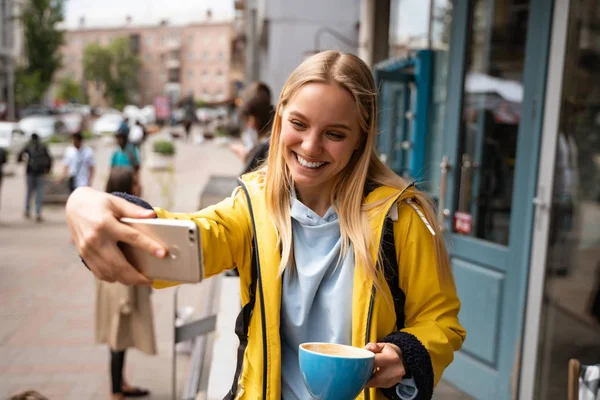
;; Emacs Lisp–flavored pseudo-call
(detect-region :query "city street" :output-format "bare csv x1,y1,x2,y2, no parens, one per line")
0,128,242,400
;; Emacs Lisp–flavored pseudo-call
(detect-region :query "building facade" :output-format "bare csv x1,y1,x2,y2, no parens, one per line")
243,0,360,99
58,19,234,106
362,0,600,399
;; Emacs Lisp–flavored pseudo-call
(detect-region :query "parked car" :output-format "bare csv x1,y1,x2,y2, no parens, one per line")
0,122,18,149
141,105,156,125
58,103,92,117
20,105,57,118
91,113,124,136
16,115,68,139
60,112,86,134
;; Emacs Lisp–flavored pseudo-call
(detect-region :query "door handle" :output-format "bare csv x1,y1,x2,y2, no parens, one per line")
438,156,451,231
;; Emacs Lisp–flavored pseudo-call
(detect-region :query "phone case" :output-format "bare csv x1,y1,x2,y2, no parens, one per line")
119,218,203,283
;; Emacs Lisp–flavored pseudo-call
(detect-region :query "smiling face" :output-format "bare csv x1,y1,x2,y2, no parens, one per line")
280,82,362,200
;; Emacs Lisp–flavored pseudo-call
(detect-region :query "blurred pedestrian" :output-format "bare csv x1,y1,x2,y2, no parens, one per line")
128,120,145,148
96,167,156,400
0,145,6,211
229,82,274,174
111,127,141,197
182,94,196,142
18,133,52,222
60,132,95,193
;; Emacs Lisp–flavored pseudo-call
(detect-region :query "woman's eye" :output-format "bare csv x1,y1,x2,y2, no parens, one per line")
290,120,305,129
326,131,345,140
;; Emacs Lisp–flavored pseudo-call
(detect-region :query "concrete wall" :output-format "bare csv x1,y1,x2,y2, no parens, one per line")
257,0,360,99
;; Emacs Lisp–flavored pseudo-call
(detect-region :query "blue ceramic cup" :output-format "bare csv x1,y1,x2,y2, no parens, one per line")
299,342,375,400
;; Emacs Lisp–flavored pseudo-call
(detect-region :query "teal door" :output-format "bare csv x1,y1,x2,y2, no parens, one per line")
439,1,553,399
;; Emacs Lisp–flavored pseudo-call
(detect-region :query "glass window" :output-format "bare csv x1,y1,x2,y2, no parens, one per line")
188,70,193,79
389,0,452,58
146,35,152,45
452,0,531,245
534,2,600,398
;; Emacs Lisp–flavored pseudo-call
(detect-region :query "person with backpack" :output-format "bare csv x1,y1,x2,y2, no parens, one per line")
18,133,52,222
65,51,465,400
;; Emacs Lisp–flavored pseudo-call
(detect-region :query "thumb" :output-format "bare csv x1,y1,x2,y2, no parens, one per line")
110,195,157,219
365,342,385,353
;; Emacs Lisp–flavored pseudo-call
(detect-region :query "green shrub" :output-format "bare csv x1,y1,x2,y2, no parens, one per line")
152,140,176,155
45,134,69,144
81,130,94,140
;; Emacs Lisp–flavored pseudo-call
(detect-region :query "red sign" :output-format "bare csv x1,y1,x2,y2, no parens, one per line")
454,211,473,235
154,96,171,120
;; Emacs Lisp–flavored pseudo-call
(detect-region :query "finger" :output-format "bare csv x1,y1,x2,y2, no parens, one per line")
365,342,385,353
79,245,117,283
107,219,167,259
109,194,157,219
373,351,402,368
103,242,152,285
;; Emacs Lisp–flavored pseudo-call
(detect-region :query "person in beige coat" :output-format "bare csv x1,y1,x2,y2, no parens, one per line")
96,168,156,399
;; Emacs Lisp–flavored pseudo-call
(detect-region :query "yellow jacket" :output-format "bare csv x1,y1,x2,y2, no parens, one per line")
154,172,466,399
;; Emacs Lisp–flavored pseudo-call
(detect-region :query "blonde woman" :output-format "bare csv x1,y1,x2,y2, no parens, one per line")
66,51,465,400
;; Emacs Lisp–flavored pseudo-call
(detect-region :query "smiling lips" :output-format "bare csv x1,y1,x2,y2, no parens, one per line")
296,153,327,169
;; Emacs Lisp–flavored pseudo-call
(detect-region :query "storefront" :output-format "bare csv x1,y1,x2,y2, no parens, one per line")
374,0,600,398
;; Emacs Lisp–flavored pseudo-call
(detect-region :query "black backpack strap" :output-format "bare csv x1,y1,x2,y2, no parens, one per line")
382,216,406,330
225,243,257,399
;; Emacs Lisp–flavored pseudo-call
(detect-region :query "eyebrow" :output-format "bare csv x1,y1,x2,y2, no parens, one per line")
288,110,352,131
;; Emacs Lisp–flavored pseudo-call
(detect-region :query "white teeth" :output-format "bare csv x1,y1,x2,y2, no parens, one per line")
297,154,325,169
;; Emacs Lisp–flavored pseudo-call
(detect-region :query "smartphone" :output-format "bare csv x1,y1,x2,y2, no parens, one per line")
119,218,203,283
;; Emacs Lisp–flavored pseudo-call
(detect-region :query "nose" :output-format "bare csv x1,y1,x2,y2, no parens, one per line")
300,129,323,156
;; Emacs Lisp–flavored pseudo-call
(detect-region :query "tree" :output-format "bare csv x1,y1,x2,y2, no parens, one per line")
14,68,43,106
17,0,65,103
56,76,85,103
83,37,141,109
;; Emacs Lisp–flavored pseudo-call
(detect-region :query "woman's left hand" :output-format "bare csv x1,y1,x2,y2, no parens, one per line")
364,342,406,388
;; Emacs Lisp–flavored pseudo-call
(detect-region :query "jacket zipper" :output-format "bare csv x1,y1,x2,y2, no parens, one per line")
238,179,268,399
363,183,414,400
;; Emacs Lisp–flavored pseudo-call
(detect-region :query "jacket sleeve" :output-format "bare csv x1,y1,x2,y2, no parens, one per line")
381,202,466,399
153,188,253,285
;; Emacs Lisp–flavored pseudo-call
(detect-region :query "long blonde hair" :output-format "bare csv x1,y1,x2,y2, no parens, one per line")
264,51,453,288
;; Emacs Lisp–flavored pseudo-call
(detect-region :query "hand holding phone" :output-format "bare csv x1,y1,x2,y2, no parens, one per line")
119,218,203,283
